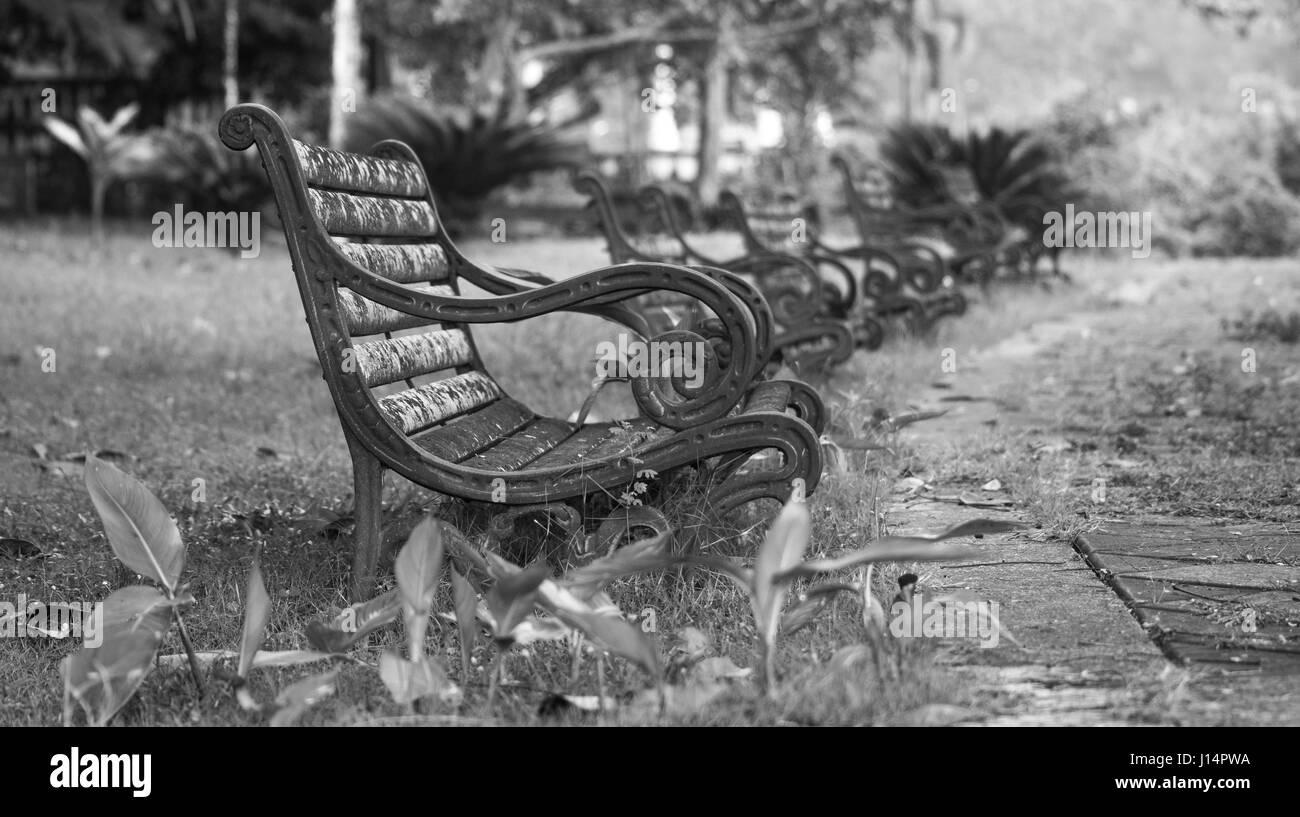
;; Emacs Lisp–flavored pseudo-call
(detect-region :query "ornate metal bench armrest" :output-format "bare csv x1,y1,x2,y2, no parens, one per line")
317,244,763,429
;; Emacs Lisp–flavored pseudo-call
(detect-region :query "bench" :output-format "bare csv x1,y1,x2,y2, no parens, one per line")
830,154,1034,284
218,103,825,599
573,172,854,375
716,189,967,339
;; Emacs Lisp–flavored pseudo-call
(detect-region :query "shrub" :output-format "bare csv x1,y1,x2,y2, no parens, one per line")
1191,165,1300,257
877,122,1073,234
344,94,587,228
1041,93,1300,258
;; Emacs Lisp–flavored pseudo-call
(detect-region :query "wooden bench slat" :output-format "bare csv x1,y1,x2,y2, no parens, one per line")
410,399,535,462
335,241,450,283
309,189,438,237
377,371,503,435
353,328,473,387
294,140,428,197
461,418,577,471
337,285,454,336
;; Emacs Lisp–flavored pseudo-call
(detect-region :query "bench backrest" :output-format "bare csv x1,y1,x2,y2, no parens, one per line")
218,104,522,464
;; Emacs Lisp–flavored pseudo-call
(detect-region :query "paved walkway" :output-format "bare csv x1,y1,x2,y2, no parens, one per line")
884,306,1299,726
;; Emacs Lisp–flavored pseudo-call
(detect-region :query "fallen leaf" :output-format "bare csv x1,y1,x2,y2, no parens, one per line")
1030,438,1075,457
687,656,752,685
957,493,1013,508
1102,458,1143,469
39,460,85,478
893,476,931,496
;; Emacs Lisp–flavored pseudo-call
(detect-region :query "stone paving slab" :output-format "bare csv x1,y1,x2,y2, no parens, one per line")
1076,521,1300,674
887,304,1300,723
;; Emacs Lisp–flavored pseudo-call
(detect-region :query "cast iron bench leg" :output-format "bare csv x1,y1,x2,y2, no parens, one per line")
346,430,385,601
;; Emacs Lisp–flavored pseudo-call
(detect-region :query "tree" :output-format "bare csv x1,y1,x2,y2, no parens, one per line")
331,0,364,148
389,1,894,202
224,0,240,109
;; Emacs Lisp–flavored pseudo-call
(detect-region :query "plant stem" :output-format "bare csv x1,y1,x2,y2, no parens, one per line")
763,645,778,701
596,653,607,722
486,649,504,711
173,610,206,697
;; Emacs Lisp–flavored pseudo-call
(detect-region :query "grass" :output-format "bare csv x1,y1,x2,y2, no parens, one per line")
2,220,1296,726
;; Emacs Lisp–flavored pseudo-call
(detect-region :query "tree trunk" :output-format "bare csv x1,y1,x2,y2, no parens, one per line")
899,0,916,122
91,174,107,239
330,0,364,148
696,39,727,205
223,0,239,109
476,18,522,118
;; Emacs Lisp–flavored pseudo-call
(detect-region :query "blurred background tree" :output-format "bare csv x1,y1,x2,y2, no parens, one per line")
4,0,1300,256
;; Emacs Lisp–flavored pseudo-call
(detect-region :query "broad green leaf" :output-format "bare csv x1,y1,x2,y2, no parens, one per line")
774,519,1022,583
450,569,478,671
753,498,812,657
395,516,445,615
555,606,661,680
775,542,980,582
156,649,337,670
562,535,674,598
250,650,340,668
269,669,338,727
101,585,177,633
673,553,753,591
781,582,860,635
63,597,173,726
77,106,110,146
510,616,571,646
43,118,88,158
880,518,1022,541
378,652,458,705
305,589,402,653
237,558,271,678
84,455,185,592
485,560,549,644
104,102,139,136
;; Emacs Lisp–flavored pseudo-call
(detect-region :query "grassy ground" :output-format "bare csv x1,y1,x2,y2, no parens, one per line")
1,220,1296,725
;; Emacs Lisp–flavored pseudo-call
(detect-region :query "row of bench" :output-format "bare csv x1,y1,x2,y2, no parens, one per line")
218,103,1051,598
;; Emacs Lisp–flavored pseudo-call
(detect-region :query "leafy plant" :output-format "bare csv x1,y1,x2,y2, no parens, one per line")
63,457,342,726
379,518,461,707
1223,307,1300,344
559,496,1021,698
877,122,1072,234
63,455,200,725
343,94,587,228
43,104,197,234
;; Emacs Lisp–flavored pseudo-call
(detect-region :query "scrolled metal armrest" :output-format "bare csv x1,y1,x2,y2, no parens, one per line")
317,241,763,428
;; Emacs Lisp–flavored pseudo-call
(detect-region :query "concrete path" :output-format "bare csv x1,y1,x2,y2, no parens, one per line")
885,304,1299,726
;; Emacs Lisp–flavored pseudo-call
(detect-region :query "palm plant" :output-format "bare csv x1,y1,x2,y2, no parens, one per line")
878,122,1073,232
344,94,587,228
43,103,196,235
